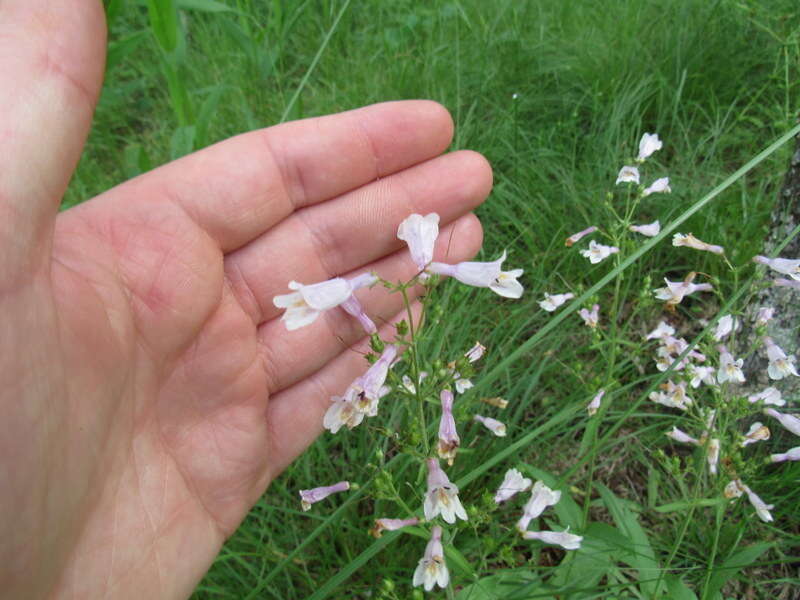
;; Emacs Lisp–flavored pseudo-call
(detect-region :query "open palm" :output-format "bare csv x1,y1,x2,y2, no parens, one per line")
0,3,491,599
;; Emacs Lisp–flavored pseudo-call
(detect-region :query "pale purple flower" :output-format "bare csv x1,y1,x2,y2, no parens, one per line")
580,240,620,264
412,526,449,591
763,408,800,436
713,315,738,341
494,468,532,504
743,485,774,522
522,529,583,550
397,213,440,275
437,390,460,465
653,277,713,305
473,414,507,437
643,177,671,196
637,133,663,161
401,371,428,394
539,292,574,312
741,422,770,447
565,226,598,247
764,337,798,380
465,341,486,363
672,233,724,255
616,165,641,185
340,295,377,333
666,426,700,446
578,304,600,328
649,380,692,411
707,438,720,475
774,278,800,290
273,273,377,331
453,374,473,394
299,481,350,511
771,447,800,463
688,365,716,388
629,220,661,237
756,307,775,326
371,517,420,538
517,481,561,532
747,387,785,407
646,320,675,340
428,250,524,298
753,255,800,281
423,458,467,523
717,346,745,384
587,389,604,416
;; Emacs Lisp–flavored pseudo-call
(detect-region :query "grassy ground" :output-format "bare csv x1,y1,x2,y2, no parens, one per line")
72,0,800,597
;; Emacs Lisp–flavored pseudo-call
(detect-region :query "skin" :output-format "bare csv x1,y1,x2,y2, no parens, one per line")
0,2,492,598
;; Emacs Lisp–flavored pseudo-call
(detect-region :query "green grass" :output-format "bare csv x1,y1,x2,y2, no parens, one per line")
73,0,800,597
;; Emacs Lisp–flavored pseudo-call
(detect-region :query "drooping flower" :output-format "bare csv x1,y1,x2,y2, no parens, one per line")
299,481,350,511
629,220,661,237
707,438,720,475
517,481,561,532
637,133,663,161
412,526,449,591
578,304,600,328
771,447,800,463
756,307,775,326
587,389,604,416
371,517,420,538
653,276,713,306
774,278,800,290
763,408,800,436
713,315,738,341
580,240,620,264
273,273,377,331
465,342,486,363
437,390,460,465
522,529,583,550
753,255,800,281
616,165,641,185
423,458,468,524
672,233,724,255
646,321,675,340
494,468,532,504
340,294,378,333
764,337,798,380
402,371,428,394
747,387,785,407
539,292,574,312
397,213,440,276
743,485,774,522
717,346,745,384
565,226,598,247
473,414,507,437
428,250,524,299
741,422,770,447
643,177,671,197
666,426,700,446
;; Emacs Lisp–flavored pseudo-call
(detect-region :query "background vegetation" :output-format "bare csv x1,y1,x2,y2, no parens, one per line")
72,0,800,597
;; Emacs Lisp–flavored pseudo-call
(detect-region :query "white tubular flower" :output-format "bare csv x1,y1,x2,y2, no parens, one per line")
743,485,774,522
630,220,661,237
616,165,640,185
578,304,600,328
771,447,800,463
724,479,745,499
741,422,770,447
340,294,377,334
713,315,738,341
428,250,524,299
753,255,800,281
517,481,561,532
402,371,428,394
747,387,785,407
689,365,716,388
653,278,713,306
371,516,420,538
666,426,700,446
465,342,486,363
474,414,507,437
717,346,745,384
323,390,367,434
707,438,720,475
637,132,663,161
454,377,473,394
587,389,604,416
437,390,460,466
764,337,799,380
539,292,574,312
756,307,775,326
763,408,800,436
646,321,675,340
649,380,692,412
397,213,440,276
643,177,671,197
494,468,532,504
423,458,468,524
565,226,598,247
774,278,800,290
672,233,724,255
580,240,620,264
412,526,449,591
523,529,583,550
299,481,350,511
274,275,374,331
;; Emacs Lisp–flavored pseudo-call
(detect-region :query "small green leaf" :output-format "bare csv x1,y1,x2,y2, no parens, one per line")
704,543,772,599
665,575,699,600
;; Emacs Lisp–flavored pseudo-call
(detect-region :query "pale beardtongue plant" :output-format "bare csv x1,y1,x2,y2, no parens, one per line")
272,131,800,593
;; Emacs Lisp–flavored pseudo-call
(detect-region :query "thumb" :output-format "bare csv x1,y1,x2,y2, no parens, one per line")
0,0,106,271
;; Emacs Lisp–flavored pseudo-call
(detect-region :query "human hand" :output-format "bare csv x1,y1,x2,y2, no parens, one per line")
0,2,491,598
